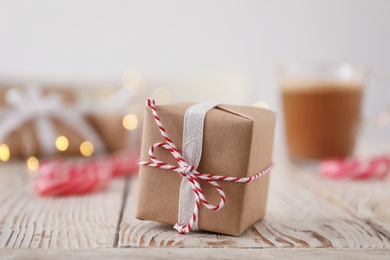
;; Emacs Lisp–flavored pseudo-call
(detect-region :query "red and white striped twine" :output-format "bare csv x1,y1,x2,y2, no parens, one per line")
138,99,273,234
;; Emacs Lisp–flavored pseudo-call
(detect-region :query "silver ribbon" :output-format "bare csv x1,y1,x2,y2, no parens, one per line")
178,102,220,230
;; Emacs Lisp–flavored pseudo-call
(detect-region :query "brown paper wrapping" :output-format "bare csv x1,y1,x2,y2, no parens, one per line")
87,114,129,152
0,85,87,158
136,103,276,236
0,83,136,157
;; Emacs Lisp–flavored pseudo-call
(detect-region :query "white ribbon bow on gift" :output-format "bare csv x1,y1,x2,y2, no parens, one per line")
0,86,106,156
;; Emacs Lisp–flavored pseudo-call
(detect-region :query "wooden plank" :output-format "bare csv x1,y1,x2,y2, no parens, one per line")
1,248,389,260
309,174,390,242
309,139,390,239
274,162,390,248
118,151,390,248
0,163,126,248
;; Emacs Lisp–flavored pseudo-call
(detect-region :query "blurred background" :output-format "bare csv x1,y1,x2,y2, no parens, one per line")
0,0,389,162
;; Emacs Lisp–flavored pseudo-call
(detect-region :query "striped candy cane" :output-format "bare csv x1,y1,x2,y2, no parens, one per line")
35,149,139,196
320,155,390,179
138,99,273,234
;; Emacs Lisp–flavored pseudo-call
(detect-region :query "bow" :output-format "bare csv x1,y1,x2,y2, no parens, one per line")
0,85,105,156
138,99,273,234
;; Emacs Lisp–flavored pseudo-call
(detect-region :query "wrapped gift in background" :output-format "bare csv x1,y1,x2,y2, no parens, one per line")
136,99,276,236
85,85,145,153
0,84,103,158
0,82,143,161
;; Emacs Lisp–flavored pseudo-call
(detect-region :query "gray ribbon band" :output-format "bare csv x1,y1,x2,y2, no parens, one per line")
178,102,220,230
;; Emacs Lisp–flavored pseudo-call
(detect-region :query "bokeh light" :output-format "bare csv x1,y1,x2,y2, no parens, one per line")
122,114,138,130
253,101,270,109
55,136,69,151
80,141,94,157
0,144,10,162
27,156,39,171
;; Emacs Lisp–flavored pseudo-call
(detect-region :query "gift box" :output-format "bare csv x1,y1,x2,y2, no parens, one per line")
0,85,92,158
136,100,276,236
0,83,137,158
85,85,143,153
87,114,131,152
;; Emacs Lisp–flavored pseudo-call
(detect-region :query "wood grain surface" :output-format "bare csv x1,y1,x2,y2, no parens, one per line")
0,163,125,248
1,248,389,260
118,155,390,248
0,141,390,258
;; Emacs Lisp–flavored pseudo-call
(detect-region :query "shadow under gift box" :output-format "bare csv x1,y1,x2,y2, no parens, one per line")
136,103,276,236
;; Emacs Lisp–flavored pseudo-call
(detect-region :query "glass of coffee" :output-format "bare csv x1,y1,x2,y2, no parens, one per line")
279,62,369,160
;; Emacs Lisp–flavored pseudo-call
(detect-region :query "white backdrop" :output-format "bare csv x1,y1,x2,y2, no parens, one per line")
1,0,389,114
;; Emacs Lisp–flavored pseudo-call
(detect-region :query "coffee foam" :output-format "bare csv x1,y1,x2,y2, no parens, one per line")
280,78,364,92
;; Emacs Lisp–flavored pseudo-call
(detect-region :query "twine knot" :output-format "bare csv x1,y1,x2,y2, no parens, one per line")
180,164,195,177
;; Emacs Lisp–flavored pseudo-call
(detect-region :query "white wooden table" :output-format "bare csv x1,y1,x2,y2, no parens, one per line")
0,141,389,259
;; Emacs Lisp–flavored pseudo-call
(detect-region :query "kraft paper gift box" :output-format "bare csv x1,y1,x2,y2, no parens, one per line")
87,114,130,152
0,85,89,158
136,102,276,236
0,83,138,158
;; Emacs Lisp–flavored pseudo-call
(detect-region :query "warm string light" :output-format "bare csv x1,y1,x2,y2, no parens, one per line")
0,144,10,162
24,136,95,171
55,135,69,151
27,156,39,171
80,141,94,157
55,135,96,156
122,114,138,130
